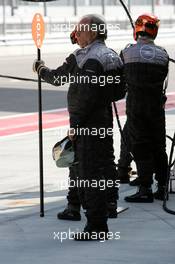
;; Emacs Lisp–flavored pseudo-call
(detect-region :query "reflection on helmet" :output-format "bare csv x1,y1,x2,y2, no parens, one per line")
134,13,160,40
52,136,75,168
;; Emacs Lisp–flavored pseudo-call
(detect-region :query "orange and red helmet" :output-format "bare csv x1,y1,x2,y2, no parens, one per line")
134,14,160,40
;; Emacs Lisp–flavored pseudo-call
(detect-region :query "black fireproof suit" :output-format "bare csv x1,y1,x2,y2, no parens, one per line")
120,37,169,188
39,40,125,221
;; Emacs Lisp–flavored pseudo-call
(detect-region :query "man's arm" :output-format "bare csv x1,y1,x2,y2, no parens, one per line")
34,54,77,86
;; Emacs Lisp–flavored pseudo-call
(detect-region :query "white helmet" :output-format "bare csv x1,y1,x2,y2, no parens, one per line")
52,137,74,168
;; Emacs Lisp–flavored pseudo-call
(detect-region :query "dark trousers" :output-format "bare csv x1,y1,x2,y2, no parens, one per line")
67,166,81,209
69,133,118,220
127,112,168,188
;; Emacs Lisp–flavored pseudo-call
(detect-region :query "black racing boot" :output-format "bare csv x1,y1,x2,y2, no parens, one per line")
57,204,81,221
125,186,154,203
154,185,166,201
107,202,118,218
129,177,141,186
73,218,109,241
117,167,132,184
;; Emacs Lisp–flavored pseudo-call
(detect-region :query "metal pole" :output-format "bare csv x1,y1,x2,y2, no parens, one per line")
37,48,44,217
73,0,77,16
128,0,131,13
2,0,6,36
11,0,14,16
85,0,90,5
151,0,155,14
102,0,105,15
43,0,47,17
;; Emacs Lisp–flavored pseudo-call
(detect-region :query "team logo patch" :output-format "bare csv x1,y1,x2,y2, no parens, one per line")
140,45,155,61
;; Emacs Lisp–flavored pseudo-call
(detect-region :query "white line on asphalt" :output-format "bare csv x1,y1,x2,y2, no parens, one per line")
0,94,174,140
0,107,67,120
0,125,69,141
0,117,69,131
0,116,121,140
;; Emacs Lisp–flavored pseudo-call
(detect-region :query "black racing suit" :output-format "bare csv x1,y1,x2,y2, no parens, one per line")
39,40,125,221
121,37,169,188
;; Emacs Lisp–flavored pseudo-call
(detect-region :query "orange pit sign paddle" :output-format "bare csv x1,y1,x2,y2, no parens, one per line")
32,13,45,49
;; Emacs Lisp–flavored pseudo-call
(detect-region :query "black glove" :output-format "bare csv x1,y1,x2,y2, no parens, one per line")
33,59,45,73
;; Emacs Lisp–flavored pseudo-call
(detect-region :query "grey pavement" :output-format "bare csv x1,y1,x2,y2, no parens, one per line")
0,113,175,264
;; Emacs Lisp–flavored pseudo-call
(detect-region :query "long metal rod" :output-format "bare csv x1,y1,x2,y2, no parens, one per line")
151,0,155,14
128,0,131,13
43,0,47,17
113,102,134,160
102,0,105,15
2,0,6,36
119,0,134,29
37,48,44,217
73,0,77,16
163,133,175,215
0,74,45,82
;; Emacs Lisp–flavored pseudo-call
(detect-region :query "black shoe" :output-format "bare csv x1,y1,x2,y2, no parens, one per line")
73,220,109,241
57,206,81,221
125,186,154,203
154,186,166,201
107,202,118,218
129,177,141,186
